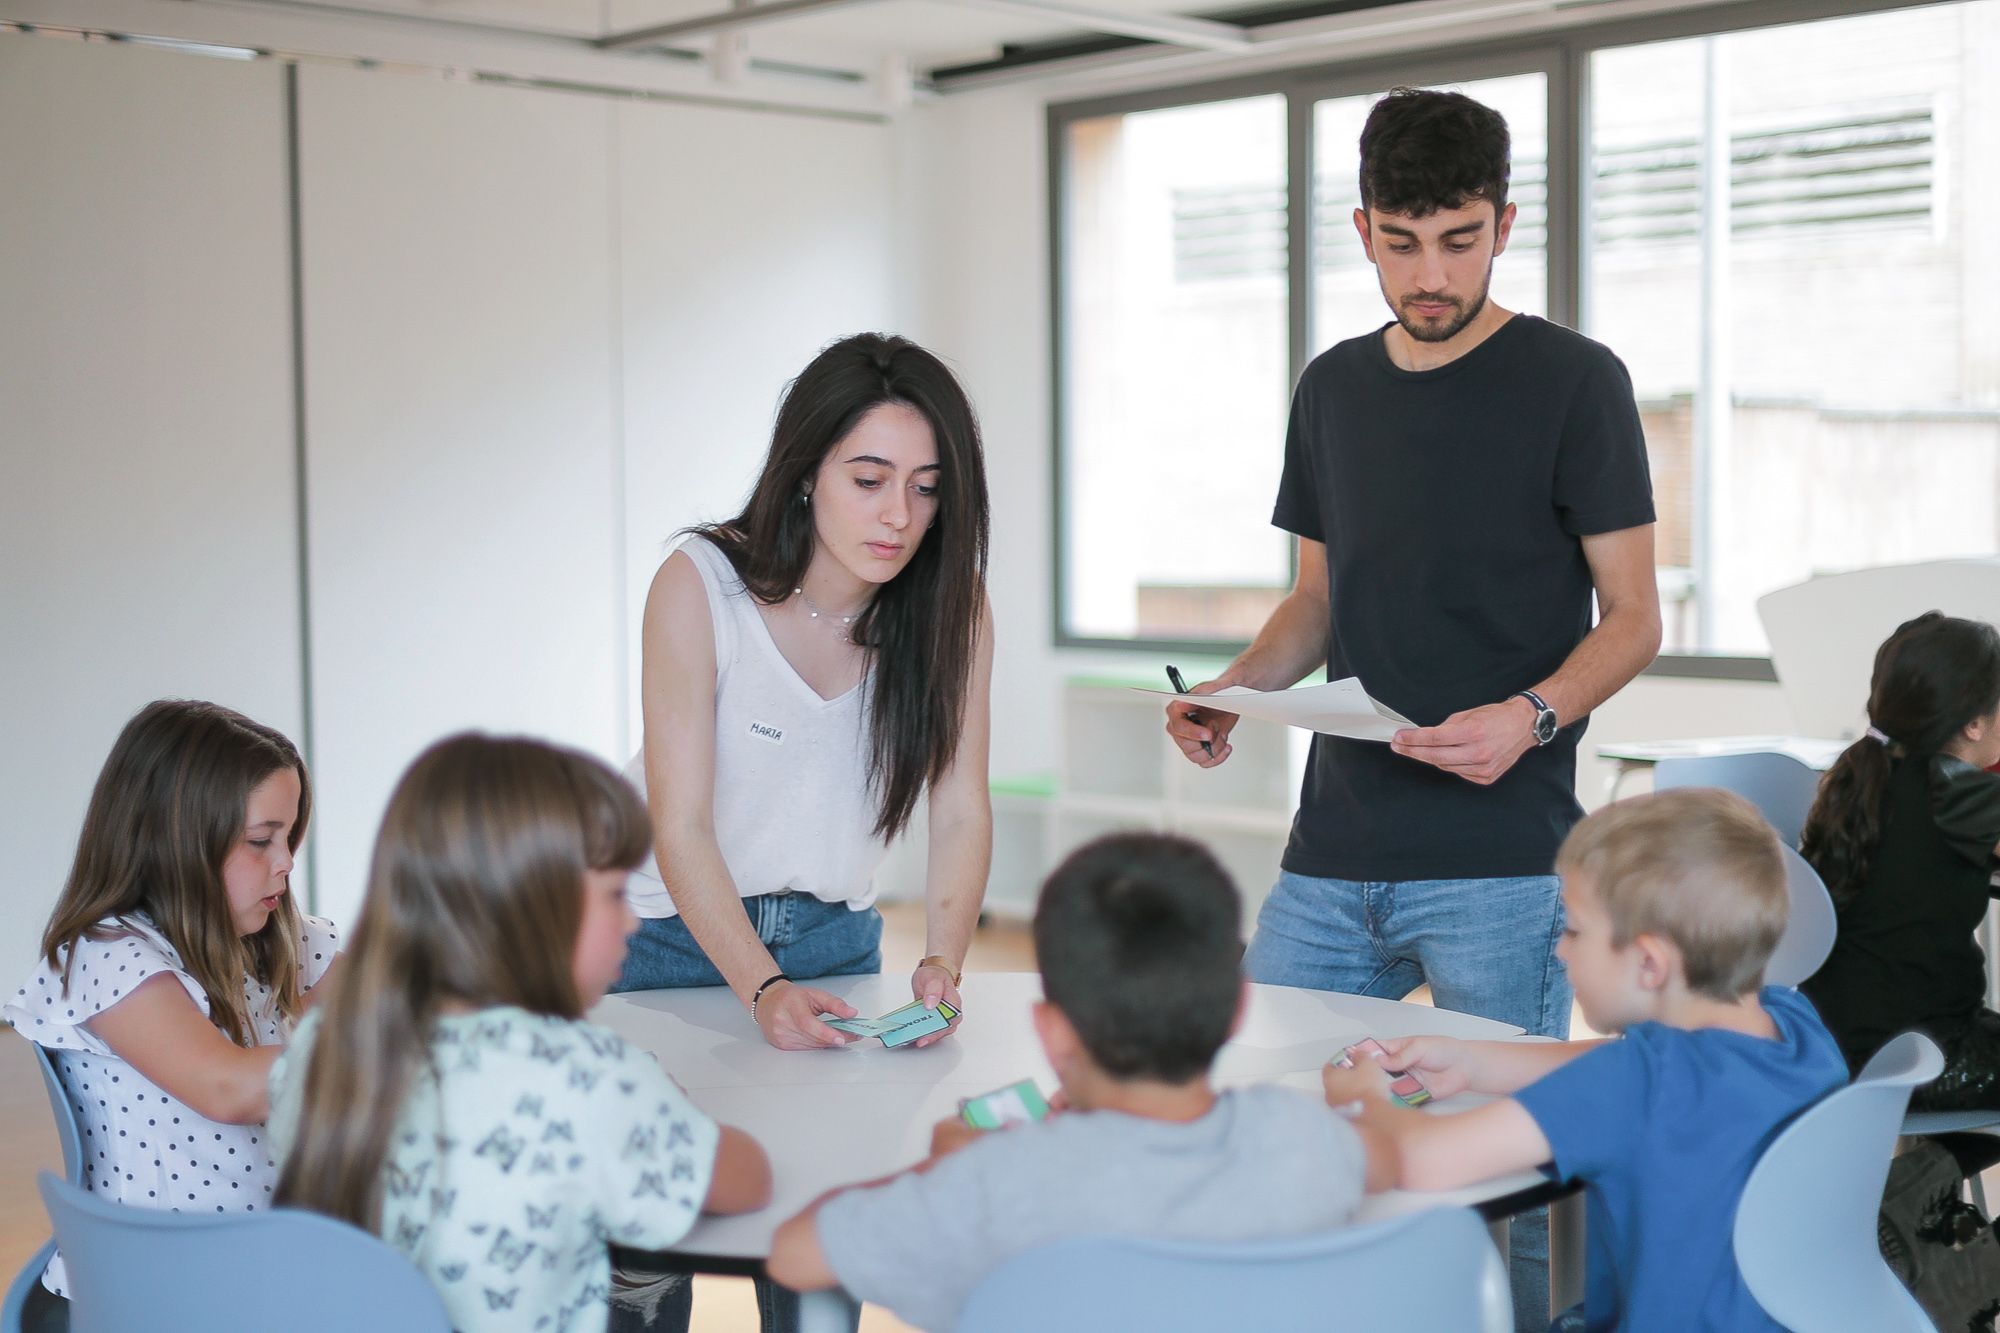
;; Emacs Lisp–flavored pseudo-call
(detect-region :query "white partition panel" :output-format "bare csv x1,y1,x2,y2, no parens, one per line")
615,99,901,757
298,65,622,925
0,38,299,981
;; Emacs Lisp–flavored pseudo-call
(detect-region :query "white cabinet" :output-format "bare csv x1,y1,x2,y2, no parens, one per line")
1002,675,1305,930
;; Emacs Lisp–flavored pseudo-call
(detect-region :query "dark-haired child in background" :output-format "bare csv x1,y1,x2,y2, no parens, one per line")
765,833,1387,1332
1802,611,2000,1109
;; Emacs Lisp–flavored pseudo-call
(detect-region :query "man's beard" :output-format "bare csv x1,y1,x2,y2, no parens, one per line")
1385,262,1494,343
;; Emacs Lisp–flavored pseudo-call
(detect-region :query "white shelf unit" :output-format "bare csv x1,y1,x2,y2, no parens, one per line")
875,676,1308,932
1033,678,1306,930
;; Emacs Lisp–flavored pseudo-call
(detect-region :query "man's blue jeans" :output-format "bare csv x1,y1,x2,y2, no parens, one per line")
1246,870,1572,1333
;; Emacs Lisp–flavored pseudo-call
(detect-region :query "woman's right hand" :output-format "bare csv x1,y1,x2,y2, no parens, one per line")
754,981,861,1051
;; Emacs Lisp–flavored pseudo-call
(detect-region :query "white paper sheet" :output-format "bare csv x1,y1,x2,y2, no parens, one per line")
1133,677,1416,742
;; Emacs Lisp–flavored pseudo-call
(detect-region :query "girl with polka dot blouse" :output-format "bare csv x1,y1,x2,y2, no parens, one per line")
2,699,340,1316
268,734,771,1333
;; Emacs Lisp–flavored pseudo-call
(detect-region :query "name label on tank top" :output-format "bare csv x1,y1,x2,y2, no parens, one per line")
748,721,786,746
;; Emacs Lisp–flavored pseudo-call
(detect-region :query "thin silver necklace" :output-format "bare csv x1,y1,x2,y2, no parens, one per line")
794,585,866,643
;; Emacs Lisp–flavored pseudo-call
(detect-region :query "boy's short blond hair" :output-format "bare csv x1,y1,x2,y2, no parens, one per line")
1556,788,1787,1001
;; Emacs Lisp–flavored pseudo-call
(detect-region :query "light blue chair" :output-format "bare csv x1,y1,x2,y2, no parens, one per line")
1735,1030,1944,1333
28,1046,83,1186
1769,844,1838,988
1652,751,1822,850
37,1171,453,1333
955,1205,1509,1332
2,1044,85,1333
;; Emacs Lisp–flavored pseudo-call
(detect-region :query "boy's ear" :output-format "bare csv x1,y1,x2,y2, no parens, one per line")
1032,1000,1081,1070
1631,932,1681,993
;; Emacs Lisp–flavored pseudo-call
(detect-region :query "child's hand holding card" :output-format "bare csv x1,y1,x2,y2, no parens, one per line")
929,1116,984,1159
1328,1038,1432,1108
929,1079,1050,1158
958,1078,1050,1130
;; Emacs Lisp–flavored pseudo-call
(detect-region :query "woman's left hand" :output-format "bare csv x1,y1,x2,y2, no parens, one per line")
908,963,963,1048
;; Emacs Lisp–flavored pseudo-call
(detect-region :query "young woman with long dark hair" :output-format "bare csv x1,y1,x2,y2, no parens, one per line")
614,333,993,1058
1800,611,2000,1108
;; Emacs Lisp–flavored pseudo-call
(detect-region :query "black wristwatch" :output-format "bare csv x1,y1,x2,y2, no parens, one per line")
1514,689,1559,745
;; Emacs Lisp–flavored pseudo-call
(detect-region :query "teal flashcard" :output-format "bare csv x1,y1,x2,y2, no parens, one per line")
959,1079,1050,1129
825,999,960,1047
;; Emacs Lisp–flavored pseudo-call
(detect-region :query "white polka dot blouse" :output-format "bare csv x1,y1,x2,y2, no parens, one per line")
3,910,340,1297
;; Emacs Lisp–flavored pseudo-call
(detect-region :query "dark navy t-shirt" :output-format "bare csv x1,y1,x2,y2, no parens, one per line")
1513,986,1848,1333
1271,315,1654,881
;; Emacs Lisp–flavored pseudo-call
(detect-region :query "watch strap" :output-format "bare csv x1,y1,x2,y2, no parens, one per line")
1514,689,1558,744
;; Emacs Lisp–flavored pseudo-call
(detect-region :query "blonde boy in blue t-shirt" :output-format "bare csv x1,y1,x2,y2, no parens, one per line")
1323,788,1848,1332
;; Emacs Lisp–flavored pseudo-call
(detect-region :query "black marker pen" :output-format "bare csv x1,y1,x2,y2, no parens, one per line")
1166,664,1213,758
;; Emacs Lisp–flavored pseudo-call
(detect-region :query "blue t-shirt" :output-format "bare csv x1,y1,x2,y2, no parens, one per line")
1513,986,1846,1332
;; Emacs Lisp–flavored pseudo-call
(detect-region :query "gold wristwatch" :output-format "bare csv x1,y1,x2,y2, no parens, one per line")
918,955,962,986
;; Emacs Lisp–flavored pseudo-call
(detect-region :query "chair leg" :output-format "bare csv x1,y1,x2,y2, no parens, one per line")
1550,1191,1587,1317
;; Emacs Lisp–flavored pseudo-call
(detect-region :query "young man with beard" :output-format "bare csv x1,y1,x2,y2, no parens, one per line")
1166,86,1661,1329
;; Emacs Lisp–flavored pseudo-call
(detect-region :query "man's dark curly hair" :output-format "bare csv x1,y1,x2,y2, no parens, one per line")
1359,87,1511,218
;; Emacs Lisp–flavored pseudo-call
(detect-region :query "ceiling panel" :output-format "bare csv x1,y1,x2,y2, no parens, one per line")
228,0,1286,80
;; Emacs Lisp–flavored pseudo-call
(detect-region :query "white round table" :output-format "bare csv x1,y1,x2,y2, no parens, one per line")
590,971,1577,1325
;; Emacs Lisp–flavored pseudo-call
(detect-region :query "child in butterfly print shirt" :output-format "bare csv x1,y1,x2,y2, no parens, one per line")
266,736,770,1333
275,1006,721,1331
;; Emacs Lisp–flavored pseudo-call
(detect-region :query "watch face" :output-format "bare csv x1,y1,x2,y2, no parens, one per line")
1534,710,1559,744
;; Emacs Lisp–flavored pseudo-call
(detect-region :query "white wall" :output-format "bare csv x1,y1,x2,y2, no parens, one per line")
616,99,904,745
297,66,628,924
2,34,904,953
0,37,303,983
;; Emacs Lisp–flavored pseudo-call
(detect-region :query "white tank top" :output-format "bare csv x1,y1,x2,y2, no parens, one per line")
625,537,889,918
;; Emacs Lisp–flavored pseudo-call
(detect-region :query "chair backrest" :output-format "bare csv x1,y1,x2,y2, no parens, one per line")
1,1046,84,1333
1734,1031,1943,1333
31,1044,84,1187
955,1205,1508,1333
37,1172,453,1333
1758,558,2000,742
1652,750,1823,849
1767,845,1838,988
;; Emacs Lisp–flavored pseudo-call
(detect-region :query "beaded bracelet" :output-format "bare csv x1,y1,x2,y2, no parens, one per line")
749,972,790,1022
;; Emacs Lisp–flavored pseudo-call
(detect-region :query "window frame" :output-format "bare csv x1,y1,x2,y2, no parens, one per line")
1047,0,1953,681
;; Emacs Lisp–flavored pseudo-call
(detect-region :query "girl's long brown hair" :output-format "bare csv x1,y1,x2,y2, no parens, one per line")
1800,611,2000,903
42,699,311,1046
274,733,650,1230
689,332,990,841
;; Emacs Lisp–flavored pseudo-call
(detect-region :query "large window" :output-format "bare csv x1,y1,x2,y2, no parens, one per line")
1053,0,2000,670
1059,96,1290,643
1588,5,2000,655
